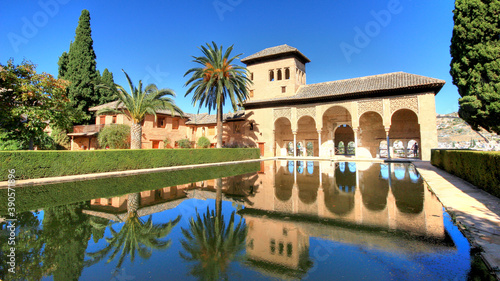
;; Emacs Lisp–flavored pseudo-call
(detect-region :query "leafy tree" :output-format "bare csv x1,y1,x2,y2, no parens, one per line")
184,42,252,148
450,0,500,134
97,124,130,149
0,59,77,149
197,136,211,148
96,70,183,149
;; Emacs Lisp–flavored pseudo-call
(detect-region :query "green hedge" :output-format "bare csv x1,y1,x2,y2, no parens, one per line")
431,149,500,198
0,148,260,180
0,161,260,214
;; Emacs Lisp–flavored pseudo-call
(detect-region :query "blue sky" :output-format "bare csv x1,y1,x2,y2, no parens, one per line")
1,0,458,114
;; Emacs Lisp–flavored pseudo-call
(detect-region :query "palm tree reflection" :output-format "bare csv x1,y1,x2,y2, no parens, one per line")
179,178,247,280
85,192,181,272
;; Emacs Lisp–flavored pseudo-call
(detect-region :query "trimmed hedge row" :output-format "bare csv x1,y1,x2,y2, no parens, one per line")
0,148,260,180
431,149,500,198
0,161,260,214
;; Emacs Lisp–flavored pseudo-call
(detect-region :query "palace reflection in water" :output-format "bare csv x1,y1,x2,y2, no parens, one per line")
82,160,453,280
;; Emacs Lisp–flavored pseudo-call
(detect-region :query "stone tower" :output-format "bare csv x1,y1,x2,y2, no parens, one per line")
241,44,310,101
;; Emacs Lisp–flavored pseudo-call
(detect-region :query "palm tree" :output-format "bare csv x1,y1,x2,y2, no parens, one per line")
179,178,247,280
184,42,252,148
85,193,181,272
97,70,184,149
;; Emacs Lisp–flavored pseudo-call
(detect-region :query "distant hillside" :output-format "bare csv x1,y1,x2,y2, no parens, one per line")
436,113,500,149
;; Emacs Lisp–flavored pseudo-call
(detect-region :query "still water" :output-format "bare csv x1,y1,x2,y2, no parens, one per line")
1,161,472,280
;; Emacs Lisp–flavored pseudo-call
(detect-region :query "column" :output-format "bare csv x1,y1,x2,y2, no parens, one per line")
353,128,358,157
293,131,297,157
272,129,276,157
385,127,391,159
317,130,322,157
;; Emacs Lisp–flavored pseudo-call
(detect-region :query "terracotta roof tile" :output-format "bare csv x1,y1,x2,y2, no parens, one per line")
241,44,310,63
244,72,445,106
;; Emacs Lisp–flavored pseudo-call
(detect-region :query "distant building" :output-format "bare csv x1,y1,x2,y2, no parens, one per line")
68,45,445,160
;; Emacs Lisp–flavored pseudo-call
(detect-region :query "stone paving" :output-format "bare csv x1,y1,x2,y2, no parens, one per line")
414,161,500,279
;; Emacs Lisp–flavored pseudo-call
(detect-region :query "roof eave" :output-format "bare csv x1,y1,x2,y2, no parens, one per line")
243,83,445,110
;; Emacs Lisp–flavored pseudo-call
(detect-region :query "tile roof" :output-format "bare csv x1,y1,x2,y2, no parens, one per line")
244,72,445,107
90,100,244,125
241,44,311,64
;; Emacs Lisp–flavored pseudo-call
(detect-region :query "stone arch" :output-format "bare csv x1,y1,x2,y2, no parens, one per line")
335,125,354,155
389,109,420,159
285,68,290,79
269,70,274,81
275,117,293,157
297,115,317,156
359,111,385,158
277,69,282,80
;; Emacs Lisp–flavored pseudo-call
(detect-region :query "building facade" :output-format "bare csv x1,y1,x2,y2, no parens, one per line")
69,44,444,160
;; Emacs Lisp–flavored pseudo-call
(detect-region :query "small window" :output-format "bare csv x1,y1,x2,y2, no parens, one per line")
249,89,254,97
285,68,290,79
234,123,241,134
269,70,274,81
99,115,106,124
270,239,276,254
112,115,117,123
281,86,286,93
157,117,166,128
278,242,284,255
95,198,101,204
172,118,179,130
107,198,113,205
277,69,282,80
250,72,254,81
287,243,293,257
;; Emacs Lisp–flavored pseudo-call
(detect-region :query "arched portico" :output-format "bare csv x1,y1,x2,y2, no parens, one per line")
358,111,385,158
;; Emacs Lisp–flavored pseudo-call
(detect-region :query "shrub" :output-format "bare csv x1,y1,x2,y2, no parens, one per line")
50,127,70,150
177,138,192,148
0,148,260,180
163,138,171,148
197,136,211,148
97,124,130,149
0,161,260,214
431,149,500,198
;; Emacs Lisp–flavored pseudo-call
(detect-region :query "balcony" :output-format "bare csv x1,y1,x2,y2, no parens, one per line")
68,124,105,136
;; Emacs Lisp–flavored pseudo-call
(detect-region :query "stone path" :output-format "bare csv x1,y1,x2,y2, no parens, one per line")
414,161,500,279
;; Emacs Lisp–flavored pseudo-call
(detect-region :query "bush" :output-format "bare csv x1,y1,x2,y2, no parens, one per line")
177,138,192,148
50,127,70,150
0,161,260,214
431,149,500,198
97,124,130,149
163,138,171,148
0,148,260,180
197,136,211,148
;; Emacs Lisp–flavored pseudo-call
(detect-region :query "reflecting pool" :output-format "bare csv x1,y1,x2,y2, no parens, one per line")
0,161,473,280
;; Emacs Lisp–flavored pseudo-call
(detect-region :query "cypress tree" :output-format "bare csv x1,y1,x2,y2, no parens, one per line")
98,68,116,104
57,50,69,79
450,0,500,134
66,9,98,124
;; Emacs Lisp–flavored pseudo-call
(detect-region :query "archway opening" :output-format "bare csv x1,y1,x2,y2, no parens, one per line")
335,125,354,155
275,117,293,157
297,115,317,156
389,109,420,159
359,111,385,158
